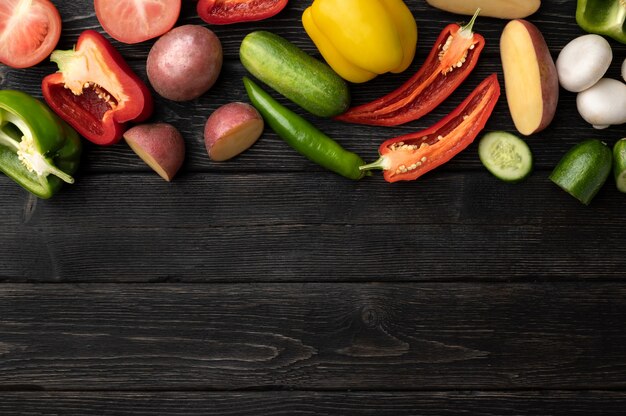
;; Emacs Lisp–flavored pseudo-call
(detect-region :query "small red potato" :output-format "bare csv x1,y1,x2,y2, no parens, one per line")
204,102,264,161
147,25,223,101
124,123,185,181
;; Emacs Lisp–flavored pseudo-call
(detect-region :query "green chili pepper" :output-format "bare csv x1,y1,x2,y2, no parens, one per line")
243,77,366,180
576,0,626,44
0,90,82,199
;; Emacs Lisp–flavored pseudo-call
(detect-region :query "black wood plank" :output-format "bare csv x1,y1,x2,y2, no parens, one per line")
2,171,625,229
1,283,625,390
2,391,626,415
2,210,625,282
2,169,624,282
2,170,624,283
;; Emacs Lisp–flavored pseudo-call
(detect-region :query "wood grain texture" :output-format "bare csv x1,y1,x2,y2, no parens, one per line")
2,222,622,281
3,172,625,228
2,392,626,415
1,170,624,282
1,0,625,412
1,284,626,390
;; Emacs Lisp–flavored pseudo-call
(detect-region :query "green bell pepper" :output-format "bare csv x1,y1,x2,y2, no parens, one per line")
0,90,81,199
576,0,626,44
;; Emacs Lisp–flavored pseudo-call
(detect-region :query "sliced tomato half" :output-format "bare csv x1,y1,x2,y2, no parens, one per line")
0,0,62,68
197,0,288,25
94,0,182,44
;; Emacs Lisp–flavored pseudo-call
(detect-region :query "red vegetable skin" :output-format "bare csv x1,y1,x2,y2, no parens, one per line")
360,73,500,183
41,30,153,146
0,0,62,68
197,0,288,24
335,9,484,126
94,0,182,44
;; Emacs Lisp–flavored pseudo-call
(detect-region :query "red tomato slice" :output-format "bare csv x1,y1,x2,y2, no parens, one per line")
0,0,62,68
197,0,288,25
95,0,182,44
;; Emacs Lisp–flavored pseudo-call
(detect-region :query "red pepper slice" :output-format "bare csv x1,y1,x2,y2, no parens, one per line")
41,30,153,146
359,73,500,183
197,0,288,25
335,9,484,127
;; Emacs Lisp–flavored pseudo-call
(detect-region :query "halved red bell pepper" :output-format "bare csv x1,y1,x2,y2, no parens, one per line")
41,30,153,146
335,9,484,127
359,73,500,183
197,0,289,25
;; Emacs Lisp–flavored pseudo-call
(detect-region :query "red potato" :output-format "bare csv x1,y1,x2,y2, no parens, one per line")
204,102,264,161
500,19,558,136
147,25,223,101
124,123,185,181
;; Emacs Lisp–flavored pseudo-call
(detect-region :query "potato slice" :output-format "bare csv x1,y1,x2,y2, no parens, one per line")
124,123,185,181
204,102,264,162
500,19,558,136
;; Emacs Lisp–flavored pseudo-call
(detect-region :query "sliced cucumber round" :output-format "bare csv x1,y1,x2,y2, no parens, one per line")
613,138,626,193
550,139,612,205
478,131,533,183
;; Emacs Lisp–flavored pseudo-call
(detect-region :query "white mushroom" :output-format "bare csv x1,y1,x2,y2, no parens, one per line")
622,57,626,83
576,78,626,129
556,34,612,93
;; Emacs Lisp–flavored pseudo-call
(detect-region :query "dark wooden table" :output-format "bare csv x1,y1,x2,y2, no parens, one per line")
2,0,626,414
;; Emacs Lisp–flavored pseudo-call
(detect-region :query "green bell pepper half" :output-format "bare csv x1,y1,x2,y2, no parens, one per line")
0,90,81,199
576,0,626,44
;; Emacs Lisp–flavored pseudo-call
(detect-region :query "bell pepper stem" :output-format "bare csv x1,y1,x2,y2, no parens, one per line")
0,129,20,151
2,110,75,184
50,48,76,73
0,109,20,150
50,48,85,96
17,145,75,184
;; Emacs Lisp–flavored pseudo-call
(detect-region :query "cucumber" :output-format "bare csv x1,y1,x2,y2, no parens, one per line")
549,139,612,205
478,131,533,183
239,31,350,118
613,138,626,193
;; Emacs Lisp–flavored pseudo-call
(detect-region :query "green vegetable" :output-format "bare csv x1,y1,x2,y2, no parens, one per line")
243,77,365,180
612,138,626,192
478,131,533,183
576,0,626,44
0,90,81,199
550,139,612,205
240,30,350,118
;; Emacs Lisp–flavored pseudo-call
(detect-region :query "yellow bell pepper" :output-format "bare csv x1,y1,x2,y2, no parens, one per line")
302,0,418,83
